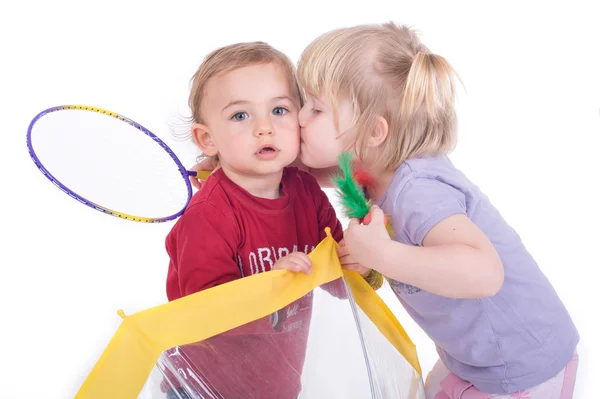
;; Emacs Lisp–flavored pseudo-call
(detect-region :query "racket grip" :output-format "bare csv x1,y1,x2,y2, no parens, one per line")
191,170,212,180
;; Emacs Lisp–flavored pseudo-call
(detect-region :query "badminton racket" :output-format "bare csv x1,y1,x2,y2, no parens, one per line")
26,105,210,223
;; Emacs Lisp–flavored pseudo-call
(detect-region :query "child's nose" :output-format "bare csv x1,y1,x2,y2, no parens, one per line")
254,117,274,136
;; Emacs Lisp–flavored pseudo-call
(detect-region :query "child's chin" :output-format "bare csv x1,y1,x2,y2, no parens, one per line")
253,162,290,175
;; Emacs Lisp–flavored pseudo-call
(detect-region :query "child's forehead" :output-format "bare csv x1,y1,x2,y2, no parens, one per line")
204,63,298,106
218,62,284,81
215,63,287,87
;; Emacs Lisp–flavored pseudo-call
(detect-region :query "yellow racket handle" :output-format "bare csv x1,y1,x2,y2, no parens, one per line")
193,170,212,180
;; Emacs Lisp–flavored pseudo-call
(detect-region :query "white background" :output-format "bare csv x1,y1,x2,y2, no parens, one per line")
1,1,598,398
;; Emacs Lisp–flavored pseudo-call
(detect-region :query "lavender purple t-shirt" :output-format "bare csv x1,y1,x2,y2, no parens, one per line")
373,155,578,394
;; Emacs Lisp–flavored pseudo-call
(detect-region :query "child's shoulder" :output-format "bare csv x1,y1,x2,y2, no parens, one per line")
399,155,460,179
183,170,237,219
390,155,471,192
167,172,240,242
384,154,474,210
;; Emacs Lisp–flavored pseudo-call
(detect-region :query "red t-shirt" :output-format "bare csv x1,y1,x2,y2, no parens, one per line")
161,167,344,398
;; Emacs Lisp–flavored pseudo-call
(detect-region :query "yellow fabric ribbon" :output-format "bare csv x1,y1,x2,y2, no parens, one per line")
75,228,420,398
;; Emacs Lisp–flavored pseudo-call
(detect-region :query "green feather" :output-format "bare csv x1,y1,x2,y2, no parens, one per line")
332,152,371,219
332,152,387,291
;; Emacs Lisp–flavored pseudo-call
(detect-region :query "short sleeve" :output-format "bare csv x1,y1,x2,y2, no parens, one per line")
394,177,466,246
165,202,241,300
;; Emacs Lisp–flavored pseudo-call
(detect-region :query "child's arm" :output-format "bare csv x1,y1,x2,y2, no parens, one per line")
166,203,297,335
343,178,504,299
346,208,503,298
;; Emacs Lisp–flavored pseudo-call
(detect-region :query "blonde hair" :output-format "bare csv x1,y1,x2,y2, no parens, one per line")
189,41,303,125
297,22,460,171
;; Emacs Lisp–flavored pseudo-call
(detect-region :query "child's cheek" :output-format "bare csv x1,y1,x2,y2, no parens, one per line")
300,137,316,154
299,142,316,166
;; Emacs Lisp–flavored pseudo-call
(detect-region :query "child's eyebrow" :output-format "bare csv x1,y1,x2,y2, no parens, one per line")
222,96,294,112
222,100,249,112
273,96,294,103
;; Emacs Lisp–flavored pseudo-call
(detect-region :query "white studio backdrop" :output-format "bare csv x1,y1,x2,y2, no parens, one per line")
1,1,598,398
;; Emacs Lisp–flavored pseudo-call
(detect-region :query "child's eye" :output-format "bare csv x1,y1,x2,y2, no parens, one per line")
272,107,288,116
311,108,321,114
231,112,248,121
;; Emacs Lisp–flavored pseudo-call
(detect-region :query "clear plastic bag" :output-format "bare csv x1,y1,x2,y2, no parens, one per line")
138,277,424,399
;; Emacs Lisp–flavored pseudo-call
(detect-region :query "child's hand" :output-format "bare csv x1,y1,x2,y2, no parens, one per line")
190,157,219,190
337,239,371,276
344,205,391,268
273,252,312,274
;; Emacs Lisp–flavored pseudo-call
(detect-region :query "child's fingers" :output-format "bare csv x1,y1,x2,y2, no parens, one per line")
288,252,312,274
337,245,365,272
289,251,311,264
338,254,355,266
190,177,204,190
363,206,387,225
189,162,213,190
339,255,366,273
336,244,349,257
339,258,369,275
337,244,354,263
347,217,361,228
340,258,360,269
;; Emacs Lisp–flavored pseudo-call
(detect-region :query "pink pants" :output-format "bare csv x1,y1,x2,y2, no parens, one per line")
425,353,579,399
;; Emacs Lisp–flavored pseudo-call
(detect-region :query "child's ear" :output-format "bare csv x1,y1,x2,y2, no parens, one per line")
367,116,389,148
191,123,218,157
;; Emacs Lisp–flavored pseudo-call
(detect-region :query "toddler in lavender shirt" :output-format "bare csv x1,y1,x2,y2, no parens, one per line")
295,22,579,398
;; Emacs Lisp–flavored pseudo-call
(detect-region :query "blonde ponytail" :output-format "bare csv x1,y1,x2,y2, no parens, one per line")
393,50,459,164
401,52,456,122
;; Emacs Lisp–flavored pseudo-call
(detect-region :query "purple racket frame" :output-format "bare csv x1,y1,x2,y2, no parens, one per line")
26,105,199,223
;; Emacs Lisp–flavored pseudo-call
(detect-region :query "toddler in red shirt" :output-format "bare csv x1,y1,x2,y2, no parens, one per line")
161,41,346,399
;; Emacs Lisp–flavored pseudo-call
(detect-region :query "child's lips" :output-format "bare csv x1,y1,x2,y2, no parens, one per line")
255,145,280,159
256,145,278,154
